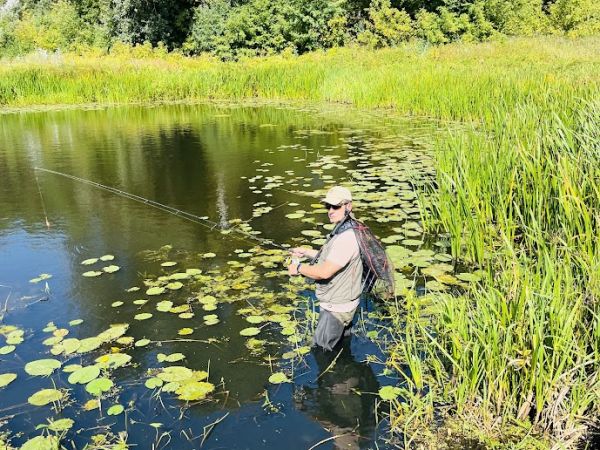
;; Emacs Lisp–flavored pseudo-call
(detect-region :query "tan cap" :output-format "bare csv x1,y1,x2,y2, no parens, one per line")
322,186,352,205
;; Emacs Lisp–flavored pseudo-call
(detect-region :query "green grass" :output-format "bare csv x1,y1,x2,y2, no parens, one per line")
2,36,599,448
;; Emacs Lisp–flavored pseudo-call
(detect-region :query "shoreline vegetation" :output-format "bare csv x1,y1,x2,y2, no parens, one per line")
2,37,600,449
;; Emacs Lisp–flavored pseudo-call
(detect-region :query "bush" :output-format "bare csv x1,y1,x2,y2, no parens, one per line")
183,0,231,55
550,0,600,36
357,0,414,48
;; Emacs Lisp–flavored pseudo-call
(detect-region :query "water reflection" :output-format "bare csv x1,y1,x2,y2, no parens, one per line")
297,342,380,450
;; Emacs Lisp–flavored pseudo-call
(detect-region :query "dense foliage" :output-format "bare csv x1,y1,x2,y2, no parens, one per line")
0,0,598,58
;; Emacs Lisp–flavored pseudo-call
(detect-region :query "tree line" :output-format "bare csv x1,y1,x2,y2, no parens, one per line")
0,0,598,58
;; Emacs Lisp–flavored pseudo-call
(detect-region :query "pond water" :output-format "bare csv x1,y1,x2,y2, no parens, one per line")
0,102,444,449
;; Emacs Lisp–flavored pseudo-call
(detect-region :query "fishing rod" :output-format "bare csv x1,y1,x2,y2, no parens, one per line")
33,167,288,251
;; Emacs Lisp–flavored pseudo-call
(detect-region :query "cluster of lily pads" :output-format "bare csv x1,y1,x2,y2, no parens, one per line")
0,119,491,448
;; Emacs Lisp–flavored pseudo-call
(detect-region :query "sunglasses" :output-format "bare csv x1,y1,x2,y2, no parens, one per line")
323,203,344,210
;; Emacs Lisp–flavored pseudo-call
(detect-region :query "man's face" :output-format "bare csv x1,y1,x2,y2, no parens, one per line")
326,201,352,223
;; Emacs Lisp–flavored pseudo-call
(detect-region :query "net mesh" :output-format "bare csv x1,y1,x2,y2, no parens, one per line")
348,217,395,299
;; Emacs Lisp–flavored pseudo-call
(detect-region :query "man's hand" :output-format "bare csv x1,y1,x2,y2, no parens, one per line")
287,262,300,276
290,247,306,258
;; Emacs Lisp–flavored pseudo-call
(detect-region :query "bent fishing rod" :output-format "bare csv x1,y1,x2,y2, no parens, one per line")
34,167,287,251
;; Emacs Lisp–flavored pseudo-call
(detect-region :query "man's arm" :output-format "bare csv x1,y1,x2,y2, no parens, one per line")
288,260,341,280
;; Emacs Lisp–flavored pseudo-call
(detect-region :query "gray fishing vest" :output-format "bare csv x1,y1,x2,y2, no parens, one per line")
315,229,363,304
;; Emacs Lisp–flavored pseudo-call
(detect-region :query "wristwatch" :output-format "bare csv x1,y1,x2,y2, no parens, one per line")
296,263,302,275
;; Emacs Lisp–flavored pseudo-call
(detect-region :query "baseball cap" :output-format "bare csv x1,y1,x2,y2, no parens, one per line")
322,186,352,205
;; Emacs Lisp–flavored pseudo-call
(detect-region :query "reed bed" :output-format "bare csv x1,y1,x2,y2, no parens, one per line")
2,36,599,448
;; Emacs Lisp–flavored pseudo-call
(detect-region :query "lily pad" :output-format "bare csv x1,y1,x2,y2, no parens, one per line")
95,353,132,369
202,253,216,258
456,272,482,282
100,254,115,261
103,265,120,273
107,404,124,416
157,353,186,363
24,359,61,376
268,372,290,384
28,388,64,406
134,313,153,321
156,301,174,312
20,435,60,450
81,258,99,265
111,301,124,307
82,271,103,277
176,381,215,401
68,365,101,384
135,338,151,347
161,261,177,267
85,377,113,396
167,282,183,290
146,287,165,296
0,373,17,388
178,328,193,336
0,345,15,355
145,377,164,389
240,327,261,336
47,418,74,432
379,385,402,401
157,366,193,383
69,319,84,326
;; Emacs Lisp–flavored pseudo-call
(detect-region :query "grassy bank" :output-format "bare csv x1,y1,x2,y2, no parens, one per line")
2,37,600,448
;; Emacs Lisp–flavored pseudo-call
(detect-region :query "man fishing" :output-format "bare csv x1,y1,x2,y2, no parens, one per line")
288,186,363,351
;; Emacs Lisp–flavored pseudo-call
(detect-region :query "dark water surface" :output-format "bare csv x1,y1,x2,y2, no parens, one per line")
0,102,438,449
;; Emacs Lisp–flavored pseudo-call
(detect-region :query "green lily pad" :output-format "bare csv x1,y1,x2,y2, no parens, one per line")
85,377,113,396
245,315,264,324
145,377,164,389
100,254,115,261
157,366,194,383
0,373,17,388
95,353,132,369
161,261,177,267
68,365,101,384
0,345,15,355
379,385,402,401
82,271,103,277
202,253,216,258
111,301,124,307
268,372,290,384
28,388,64,406
456,272,482,282
176,381,215,401
47,418,74,432
24,359,61,376
157,353,186,363
69,319,83,326
146,287,165,296
61,338,81,355
20,435,60,450
240,327,261,337
62,364,82,373
81,258,99,265
156,301,174,312
135,339,151,347
77,337,102,353
134,313,153,321
107,404,125,416
103,265,120,273
167,282,183,290
178,328,193,335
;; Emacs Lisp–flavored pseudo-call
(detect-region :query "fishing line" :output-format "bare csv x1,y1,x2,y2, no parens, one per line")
34,167,288,251
34,170,51,229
